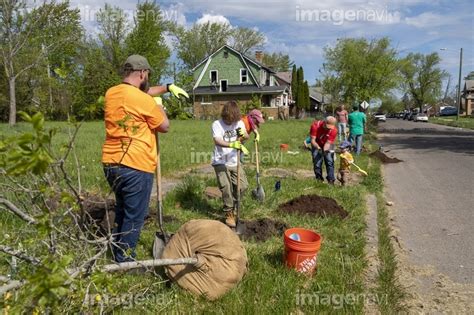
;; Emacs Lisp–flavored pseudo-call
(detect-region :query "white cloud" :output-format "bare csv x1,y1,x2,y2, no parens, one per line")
196,14,231,25
405,12,455,28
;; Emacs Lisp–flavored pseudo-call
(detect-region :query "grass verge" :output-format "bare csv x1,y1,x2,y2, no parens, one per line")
429,117,474,130
363,152,407,313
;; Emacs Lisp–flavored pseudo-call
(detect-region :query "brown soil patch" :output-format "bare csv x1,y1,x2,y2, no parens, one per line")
369,150,403,163
240,218,288,242
278,194,348,219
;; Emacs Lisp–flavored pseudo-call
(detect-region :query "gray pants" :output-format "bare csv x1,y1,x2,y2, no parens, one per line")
213,164,248,211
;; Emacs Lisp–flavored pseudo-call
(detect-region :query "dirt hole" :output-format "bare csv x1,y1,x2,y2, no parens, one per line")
240,218,288,243
369,151,403,163
278,194,348,219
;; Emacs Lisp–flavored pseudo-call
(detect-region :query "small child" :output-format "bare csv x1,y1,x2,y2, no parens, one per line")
337,141,354,186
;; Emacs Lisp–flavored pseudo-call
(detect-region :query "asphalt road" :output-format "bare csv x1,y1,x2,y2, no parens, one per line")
378,118,474,284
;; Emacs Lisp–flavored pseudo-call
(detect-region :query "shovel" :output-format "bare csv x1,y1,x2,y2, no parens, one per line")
234,149,246,235
252,141,265,202
152,133,170,259
352,162,368,176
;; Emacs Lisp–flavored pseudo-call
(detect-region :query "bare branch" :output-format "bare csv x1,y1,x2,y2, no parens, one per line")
0,280,24,295
0,245,41,265
0,197,37,224
98,258,199,273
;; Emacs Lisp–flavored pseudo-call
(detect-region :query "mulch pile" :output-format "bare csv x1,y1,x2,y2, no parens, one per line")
278,194,348,219
369,151,403,164
240,218,288,242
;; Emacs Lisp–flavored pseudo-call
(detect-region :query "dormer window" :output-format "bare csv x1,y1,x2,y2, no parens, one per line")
240,69,248,84
224,51,229,58
210,70,218,84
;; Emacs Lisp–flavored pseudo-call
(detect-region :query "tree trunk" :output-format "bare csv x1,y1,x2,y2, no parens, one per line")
8,76,16,126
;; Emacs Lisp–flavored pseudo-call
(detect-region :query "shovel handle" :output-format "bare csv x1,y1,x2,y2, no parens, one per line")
255,141,261,174
236,148,241,226
155,133,166,238
155,133,162,202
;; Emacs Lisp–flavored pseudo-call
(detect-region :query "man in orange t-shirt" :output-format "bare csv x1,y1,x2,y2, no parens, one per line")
102,55,187,262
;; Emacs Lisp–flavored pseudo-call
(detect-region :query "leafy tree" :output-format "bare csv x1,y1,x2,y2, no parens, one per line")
400,52,447,110
125,1,170,84
230,27,266,55
465,71,474,80
379,94,404,113
291,65,298,103
0,0,82,125
96,4,129,72
72,40,121,119
262,52,294,71
322,37,400,104
175,22,232,69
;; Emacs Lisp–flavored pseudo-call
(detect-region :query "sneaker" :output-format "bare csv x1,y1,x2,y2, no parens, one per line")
225,211,236,227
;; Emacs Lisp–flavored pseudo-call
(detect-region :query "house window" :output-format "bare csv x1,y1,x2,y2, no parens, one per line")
201,95,212,105
210,70,218,84
220,80,228,92
240,69,248,84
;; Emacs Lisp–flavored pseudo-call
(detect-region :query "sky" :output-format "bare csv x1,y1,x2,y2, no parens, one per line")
70,0,473,94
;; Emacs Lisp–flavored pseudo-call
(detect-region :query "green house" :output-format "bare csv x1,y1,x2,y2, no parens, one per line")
190,45,291,119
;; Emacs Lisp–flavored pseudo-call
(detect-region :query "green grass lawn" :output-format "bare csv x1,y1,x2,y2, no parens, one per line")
0,119,389,313
430,116,474,130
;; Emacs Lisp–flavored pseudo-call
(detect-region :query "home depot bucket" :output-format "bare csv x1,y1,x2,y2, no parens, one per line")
283,228,322,275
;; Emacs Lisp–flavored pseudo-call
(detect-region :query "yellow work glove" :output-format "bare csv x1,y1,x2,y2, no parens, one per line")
254,130,260,142
229,141,249,155
167,84,189,99
236,127,246,138
153,96,163,106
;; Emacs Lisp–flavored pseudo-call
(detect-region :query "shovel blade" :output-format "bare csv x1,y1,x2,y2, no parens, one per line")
153,232,169,259
252,185,265,202
233,222,246,236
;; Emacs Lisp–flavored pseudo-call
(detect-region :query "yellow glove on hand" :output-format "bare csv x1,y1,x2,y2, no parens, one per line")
254,130,260,142
236,127,245,138
153,96,163,106
229,141,249,155
167,84,189,99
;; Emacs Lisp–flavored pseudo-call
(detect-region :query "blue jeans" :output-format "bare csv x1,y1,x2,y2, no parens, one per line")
311,148,335,182
337,123,347,142
104,165,153,262
349,134,363,155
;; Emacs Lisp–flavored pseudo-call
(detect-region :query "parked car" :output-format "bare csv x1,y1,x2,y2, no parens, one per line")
439,107,458,116
397,112,404,119
414,113,429,122
407,112,416,120
374,113,387,122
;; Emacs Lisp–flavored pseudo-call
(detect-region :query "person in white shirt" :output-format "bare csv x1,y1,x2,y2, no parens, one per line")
212,101,250,227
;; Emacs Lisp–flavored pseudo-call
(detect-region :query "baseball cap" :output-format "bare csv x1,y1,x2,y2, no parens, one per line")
249,109,265,125
123,55,153,72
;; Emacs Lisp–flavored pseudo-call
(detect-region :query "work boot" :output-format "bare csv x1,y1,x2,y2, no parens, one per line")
225,211,236,228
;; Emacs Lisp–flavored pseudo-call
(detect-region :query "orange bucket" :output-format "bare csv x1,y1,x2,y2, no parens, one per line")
283,228,322,275
280,144,289,152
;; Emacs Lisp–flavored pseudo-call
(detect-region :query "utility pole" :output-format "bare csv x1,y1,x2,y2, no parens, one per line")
456,48,463,121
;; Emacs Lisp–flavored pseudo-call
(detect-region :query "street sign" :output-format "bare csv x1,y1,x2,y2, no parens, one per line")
360,101,369,109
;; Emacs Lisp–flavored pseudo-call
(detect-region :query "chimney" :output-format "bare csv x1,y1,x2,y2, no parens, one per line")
255,51,264,64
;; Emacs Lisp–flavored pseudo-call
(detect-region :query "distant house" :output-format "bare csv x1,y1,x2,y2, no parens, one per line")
309,87,331,114
190,45,291,120
462,80,474,116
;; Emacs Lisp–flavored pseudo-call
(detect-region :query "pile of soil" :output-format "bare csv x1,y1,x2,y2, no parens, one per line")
241,218,288,242
278,194,348,219
369,151,403,164
82,195,116,234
